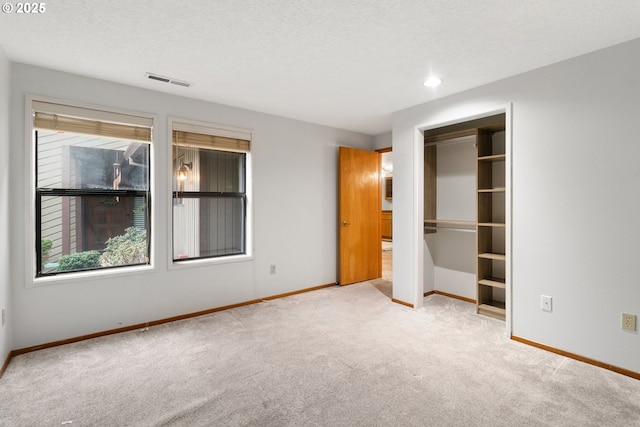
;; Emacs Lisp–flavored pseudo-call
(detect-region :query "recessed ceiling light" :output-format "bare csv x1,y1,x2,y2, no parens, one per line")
423,76,442,88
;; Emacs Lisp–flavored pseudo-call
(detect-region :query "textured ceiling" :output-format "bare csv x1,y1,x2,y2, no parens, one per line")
1,1,640,135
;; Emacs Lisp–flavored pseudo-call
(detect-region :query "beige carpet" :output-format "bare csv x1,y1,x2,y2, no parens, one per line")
1,280,638,426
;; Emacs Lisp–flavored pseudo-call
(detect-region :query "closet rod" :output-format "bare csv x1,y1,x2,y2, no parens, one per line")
423,226,476,233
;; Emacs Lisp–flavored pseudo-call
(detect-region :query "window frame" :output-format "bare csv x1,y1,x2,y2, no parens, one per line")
26,95,156,285
168,117,253,268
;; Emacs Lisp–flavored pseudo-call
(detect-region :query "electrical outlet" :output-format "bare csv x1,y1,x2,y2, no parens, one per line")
541,295,552,312
1,308,5,326
269,264,276,275
622,313,636,331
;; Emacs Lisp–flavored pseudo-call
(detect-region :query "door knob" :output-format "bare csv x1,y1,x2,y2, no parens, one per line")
342,221,351,226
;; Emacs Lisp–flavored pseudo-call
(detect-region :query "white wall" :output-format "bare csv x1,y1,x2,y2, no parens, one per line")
393,38,640,373
0,47,11,364
9,63,372,349
373,131,391,150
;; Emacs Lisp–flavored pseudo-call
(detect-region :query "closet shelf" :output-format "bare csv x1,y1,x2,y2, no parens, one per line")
478,278,506,289
476,122,507,322
478,154,506,162
478,303,506,320
478,252,506,261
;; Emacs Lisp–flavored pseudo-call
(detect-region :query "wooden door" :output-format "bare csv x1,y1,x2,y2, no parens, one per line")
338,146,381,285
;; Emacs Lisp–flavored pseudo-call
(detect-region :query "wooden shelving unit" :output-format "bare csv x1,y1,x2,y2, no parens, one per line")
476,124,507,320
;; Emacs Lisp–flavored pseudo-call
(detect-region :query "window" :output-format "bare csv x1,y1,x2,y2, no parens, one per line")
171,121,250,261
33,101,152,277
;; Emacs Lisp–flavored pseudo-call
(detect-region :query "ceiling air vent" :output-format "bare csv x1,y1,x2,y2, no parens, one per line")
145,72,193,88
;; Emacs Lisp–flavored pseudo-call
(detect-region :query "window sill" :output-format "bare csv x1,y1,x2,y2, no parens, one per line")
28,264,156,288
169,253,253,270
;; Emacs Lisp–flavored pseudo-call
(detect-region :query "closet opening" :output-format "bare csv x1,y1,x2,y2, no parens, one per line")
423,113,507,320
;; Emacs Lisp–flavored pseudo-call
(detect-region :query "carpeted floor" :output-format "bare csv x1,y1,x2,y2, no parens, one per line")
1,280,638,426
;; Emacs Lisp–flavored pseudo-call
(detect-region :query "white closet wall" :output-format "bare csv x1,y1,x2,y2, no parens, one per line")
424,137,476,300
